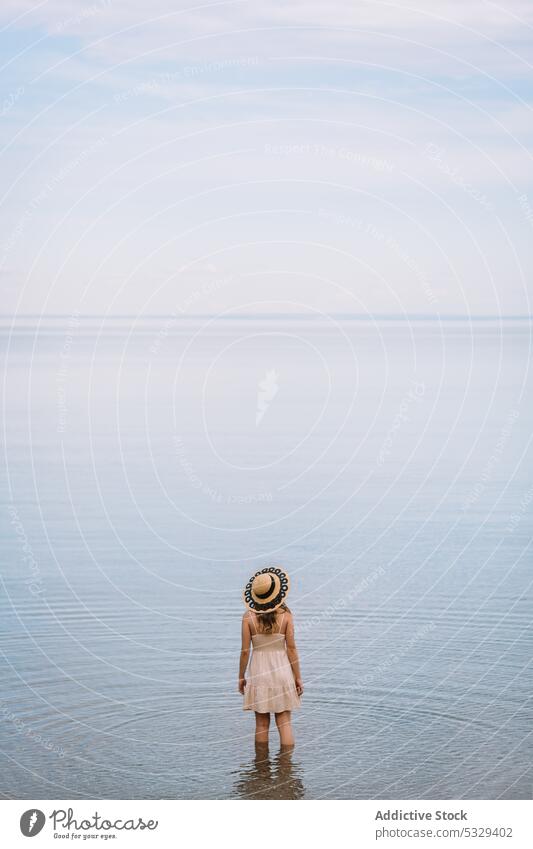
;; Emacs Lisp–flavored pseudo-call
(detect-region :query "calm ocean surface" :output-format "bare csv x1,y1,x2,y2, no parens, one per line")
1,316,532,799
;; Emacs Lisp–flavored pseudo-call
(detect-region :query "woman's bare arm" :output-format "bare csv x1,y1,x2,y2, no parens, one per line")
238,614,251,693
285,613,304,695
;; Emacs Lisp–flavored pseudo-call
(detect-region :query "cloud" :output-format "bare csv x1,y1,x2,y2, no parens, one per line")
0,1,532,316
2,0,533,76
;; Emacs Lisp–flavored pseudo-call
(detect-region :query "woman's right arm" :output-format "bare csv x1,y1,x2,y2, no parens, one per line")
285,613,304,696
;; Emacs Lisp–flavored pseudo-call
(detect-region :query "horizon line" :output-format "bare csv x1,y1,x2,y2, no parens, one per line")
1,313,532,321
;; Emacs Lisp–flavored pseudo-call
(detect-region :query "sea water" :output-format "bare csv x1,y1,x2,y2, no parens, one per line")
1,316,531,798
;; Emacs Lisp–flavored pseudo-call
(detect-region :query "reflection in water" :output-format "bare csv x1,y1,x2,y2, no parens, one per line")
234,745,305,799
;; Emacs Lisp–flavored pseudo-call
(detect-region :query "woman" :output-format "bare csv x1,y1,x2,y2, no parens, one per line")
239,567,303,746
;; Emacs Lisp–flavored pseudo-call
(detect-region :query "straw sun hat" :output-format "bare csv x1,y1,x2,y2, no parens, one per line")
243,567,290,612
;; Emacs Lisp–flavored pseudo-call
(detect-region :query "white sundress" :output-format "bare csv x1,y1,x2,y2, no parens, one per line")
243,612,301,714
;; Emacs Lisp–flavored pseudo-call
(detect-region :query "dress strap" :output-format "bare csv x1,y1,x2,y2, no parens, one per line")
248,611,257,634
276,612,286,634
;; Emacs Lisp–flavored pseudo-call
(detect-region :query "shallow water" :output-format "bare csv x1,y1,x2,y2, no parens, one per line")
1,316,532,799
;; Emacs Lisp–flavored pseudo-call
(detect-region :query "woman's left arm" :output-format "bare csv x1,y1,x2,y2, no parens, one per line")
238,615,251,694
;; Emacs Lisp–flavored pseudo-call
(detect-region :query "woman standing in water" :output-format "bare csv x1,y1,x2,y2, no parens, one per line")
239,567,303,746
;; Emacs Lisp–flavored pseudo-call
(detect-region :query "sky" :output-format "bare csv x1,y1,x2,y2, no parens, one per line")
1,0,532,317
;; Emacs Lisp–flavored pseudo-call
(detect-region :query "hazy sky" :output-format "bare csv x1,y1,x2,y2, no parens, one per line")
1,0,532,317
